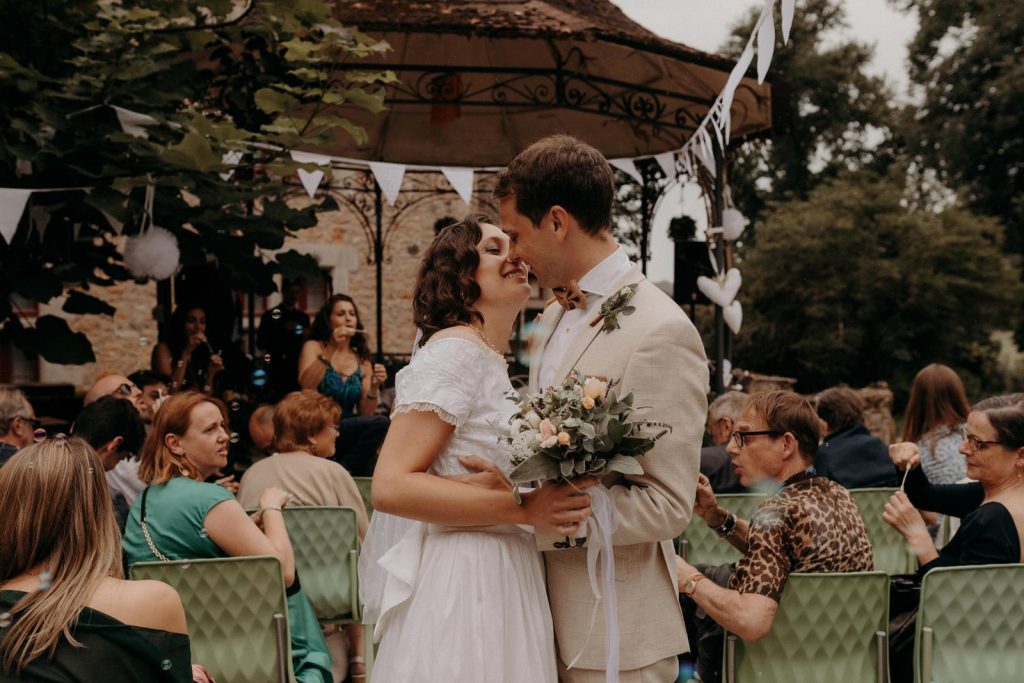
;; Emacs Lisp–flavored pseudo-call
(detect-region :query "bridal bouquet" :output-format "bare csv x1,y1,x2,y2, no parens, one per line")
503,370,670,491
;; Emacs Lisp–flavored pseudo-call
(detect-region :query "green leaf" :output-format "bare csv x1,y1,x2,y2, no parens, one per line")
509,453,560,484
254,88,302,115
63,290,116,316
276,249,322,281
559,459,576,478
603,455,644,476
161,133,222,172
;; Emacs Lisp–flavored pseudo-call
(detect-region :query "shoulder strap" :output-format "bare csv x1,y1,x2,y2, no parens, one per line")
139,485,171,562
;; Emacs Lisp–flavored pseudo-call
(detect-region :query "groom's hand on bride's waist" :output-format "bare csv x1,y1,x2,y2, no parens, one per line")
449,455,513,492
520,477,598,537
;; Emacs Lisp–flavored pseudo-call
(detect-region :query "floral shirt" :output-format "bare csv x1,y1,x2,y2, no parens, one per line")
730,475,874,602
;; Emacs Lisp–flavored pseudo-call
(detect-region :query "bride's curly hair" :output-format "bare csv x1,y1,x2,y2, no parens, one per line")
414,214,490,344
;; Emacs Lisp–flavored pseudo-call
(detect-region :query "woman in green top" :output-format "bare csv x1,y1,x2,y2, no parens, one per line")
0,437,191,682
123,392,331,683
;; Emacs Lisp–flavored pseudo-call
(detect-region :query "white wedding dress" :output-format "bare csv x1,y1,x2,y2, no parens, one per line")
360,337,557,682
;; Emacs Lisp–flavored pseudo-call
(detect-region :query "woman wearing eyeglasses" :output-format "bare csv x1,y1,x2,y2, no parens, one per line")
884,394,1024,683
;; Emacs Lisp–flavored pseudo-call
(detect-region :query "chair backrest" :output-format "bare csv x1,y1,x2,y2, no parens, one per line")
131,556,292,683
726,571,890,683
353,476,374,517
283,506,360,622
849,488,917,574
678,494,767,565
915,564,1024,683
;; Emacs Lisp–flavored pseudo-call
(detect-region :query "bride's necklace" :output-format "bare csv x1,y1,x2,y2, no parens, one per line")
470,324,504,357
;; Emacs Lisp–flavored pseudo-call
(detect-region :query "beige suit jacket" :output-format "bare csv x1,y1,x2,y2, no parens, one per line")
530,264,709,671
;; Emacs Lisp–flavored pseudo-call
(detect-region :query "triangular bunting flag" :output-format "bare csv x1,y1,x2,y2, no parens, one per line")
0,189,31,244
111,106,158,139
441,167,475,206
369,161,407,206
756,1,777,84
782,0,796,44
291,150,332,199
654,152,677,179
609,158,643,184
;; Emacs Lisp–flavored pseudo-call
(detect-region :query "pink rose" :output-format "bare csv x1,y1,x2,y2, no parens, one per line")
539,418,558,448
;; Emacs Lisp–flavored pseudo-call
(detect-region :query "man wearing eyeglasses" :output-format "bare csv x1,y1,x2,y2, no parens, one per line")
0,386,39,468
675,391,874,683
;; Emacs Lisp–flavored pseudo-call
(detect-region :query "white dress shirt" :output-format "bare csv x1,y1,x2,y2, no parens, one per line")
537,246,631,390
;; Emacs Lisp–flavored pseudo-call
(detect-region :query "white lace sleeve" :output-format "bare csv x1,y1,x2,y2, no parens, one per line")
390,338,484,427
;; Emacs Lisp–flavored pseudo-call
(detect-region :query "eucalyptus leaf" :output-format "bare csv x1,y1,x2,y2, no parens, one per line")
509,453,560,484
604,455,644,476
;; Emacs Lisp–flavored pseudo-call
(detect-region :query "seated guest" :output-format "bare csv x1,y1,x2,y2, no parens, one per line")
676,391,873,683
883,393,1024,682
85,374,151,508
151,305,225,396
122,392,332,683
0,386,39,468
298,294,389,476
248,404,276,453
0,437,191,681
702,391,749,493
814,387,899,488
128,370,171,425
72,396,148,530
901,363,970,485
237,390,370,681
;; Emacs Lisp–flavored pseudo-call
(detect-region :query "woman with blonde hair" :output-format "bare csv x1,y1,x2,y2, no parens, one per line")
122,392,331,683
0,437,190,680
237,389,370,681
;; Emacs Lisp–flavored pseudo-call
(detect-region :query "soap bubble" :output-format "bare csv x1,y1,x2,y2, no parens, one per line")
37,571,52,591
251,369,268,387
229,432,240,444
230,401,240,412
263,354,272,364
138,336,148,346
0,612,11,628
270,308,282,320
161,660,172,671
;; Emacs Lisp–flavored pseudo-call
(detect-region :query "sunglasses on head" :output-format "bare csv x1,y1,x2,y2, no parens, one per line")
110,383,137,398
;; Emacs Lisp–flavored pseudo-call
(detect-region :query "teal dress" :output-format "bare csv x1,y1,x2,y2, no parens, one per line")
123,477,332,683
0,590,191,682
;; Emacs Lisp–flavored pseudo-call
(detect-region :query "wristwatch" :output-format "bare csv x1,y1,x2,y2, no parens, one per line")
682,572,705,598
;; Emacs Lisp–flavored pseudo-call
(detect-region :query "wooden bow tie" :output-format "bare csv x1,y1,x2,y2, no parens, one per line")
552,280,588,311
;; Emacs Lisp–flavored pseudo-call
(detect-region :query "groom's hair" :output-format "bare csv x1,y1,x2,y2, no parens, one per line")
413,215,488,343
494,135,614,235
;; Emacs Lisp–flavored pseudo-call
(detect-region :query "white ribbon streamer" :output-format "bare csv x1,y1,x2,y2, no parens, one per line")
565,486,620,682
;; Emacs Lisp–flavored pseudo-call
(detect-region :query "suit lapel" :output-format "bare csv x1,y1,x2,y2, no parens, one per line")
553,264,645,383
529,301,564,392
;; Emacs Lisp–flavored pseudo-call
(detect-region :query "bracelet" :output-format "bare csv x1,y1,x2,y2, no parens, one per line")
682,571,706,598
259,507,283,515
712,510,737,537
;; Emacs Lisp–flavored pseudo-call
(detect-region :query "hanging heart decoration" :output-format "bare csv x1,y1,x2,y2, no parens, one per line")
696,268,742,309
723,300,743,335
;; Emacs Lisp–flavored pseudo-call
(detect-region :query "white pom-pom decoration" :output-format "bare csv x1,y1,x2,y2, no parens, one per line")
722,208,747,241
123,226,180,280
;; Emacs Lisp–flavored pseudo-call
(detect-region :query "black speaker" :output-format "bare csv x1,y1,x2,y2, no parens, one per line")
673,241,715,305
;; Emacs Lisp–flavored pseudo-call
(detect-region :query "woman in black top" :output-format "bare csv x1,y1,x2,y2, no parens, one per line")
0,438,192,682
884,393,1024,573
883,394,1024,683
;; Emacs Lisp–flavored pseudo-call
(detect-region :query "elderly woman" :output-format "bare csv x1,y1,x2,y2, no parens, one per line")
1,438,191,681
237,389,370,681
122,392,332,683
884,393,1024,682
297,294,389,476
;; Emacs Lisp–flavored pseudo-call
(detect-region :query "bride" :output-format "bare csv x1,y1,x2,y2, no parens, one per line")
360,215,596,681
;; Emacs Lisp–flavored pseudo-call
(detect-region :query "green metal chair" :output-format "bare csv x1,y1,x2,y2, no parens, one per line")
915,564,1024,683
282,506,361,623
354,476,374,518
131,555,294,683
724,571,890,683
677,493,767,565
849,488,918,574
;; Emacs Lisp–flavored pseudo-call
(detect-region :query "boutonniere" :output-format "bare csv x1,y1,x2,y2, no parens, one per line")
590,283,638,332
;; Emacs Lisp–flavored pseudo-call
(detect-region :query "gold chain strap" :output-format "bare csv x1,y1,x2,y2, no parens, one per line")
139,487,171,562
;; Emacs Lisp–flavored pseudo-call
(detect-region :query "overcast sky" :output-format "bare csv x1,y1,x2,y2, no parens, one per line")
609,0,919,284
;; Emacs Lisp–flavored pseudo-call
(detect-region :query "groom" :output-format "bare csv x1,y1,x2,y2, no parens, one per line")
495,135,709,681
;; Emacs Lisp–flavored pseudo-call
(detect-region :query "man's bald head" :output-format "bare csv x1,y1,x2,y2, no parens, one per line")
84,373,149,420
